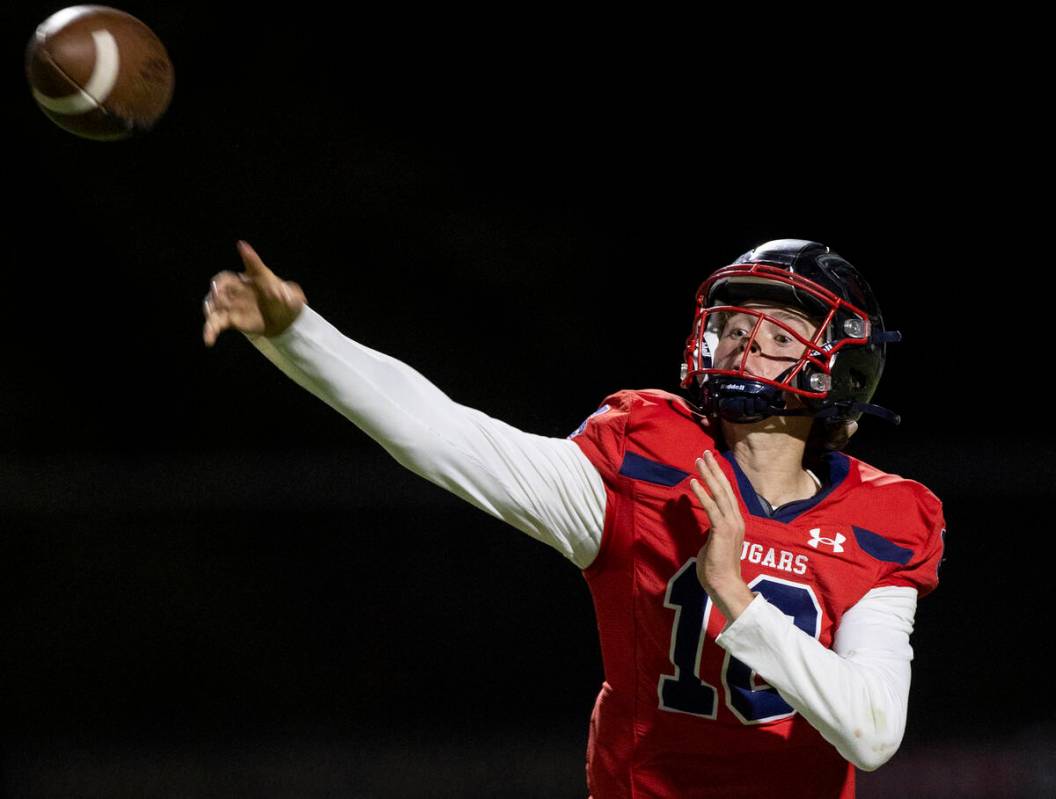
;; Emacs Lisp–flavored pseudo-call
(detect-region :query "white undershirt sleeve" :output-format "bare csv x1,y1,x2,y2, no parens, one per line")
245,306,606,568
715,585,917,771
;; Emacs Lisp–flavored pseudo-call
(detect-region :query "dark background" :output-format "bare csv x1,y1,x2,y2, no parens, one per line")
1,3,1047,797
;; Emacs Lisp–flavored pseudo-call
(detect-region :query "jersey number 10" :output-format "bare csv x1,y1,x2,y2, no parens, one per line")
658,560,822,724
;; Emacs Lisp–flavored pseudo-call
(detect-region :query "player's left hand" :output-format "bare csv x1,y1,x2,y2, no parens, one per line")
691,451,755,623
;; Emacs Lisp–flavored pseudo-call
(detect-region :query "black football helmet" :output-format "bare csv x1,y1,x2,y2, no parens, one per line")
680,239,902,425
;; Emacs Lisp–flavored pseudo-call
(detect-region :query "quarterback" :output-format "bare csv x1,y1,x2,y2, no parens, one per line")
203,238,945,798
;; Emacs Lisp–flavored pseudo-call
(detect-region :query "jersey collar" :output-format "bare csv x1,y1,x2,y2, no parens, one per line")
720,449,850,523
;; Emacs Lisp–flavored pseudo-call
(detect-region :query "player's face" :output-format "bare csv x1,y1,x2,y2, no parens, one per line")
712,302,820,382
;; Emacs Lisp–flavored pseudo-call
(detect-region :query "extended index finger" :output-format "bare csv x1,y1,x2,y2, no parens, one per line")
236,240,272,278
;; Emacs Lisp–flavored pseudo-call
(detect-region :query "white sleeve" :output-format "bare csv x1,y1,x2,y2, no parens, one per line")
715,585,917,772
245,306,606,568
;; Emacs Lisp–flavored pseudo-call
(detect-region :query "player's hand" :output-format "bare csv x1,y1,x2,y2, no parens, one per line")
691,451,754,622
202,240,307,347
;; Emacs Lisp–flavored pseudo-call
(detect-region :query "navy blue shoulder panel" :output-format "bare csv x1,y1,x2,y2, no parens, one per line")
852,525,914,565
619,451,690,487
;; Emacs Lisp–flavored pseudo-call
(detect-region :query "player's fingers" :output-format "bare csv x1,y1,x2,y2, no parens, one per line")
210,277,254,313
207,273,241,309
203,289,234,318
207,285,227,314
696,453,735,519
692,460,723,512
700,450,739,513
709,451,741,511
208,290,236,319
690,473,721,526
689,474,712,506
204,318,219,347
203,307,233,346
203,314,220,346
210,270,240,286
237,240,275,279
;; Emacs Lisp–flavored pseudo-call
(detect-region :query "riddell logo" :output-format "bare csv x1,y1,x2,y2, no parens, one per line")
807,527,846,553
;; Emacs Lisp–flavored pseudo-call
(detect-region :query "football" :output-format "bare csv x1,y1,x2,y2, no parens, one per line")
25,5,174,141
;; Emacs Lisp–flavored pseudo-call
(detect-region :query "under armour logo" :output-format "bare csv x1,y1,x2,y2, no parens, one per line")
807,528,846,553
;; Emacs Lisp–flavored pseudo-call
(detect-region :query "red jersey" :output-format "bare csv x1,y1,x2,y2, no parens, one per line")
570,389,945,799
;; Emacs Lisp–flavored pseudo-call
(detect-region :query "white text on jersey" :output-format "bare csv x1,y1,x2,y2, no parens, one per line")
740,541,809,575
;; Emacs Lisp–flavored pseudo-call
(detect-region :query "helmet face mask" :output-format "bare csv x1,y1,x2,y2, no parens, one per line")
681,240,900,426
